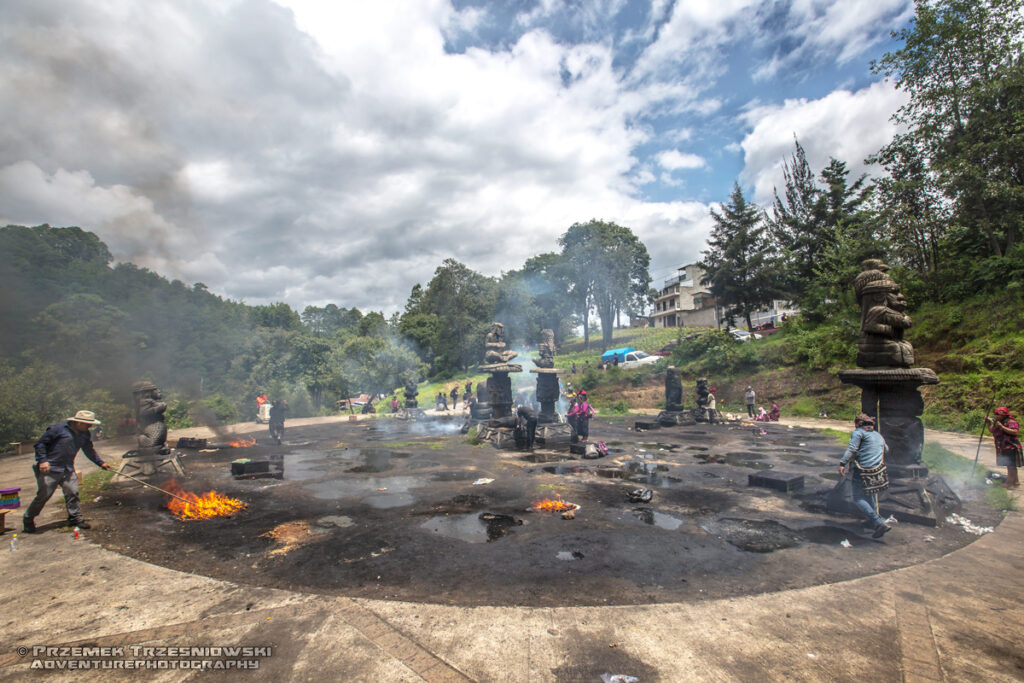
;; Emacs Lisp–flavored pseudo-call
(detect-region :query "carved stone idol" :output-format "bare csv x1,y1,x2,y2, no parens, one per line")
533,328,556,369
133,381,169,453
855,260,914,368
484,322,519,364
656,365,694,427
529,329,565,424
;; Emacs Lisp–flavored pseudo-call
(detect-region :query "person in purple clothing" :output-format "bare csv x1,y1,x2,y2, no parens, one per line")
24,410,111,533
568,390,595,442
987,407,1021,489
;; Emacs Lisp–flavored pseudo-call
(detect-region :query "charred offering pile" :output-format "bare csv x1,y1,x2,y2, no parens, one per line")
87,418,1002,607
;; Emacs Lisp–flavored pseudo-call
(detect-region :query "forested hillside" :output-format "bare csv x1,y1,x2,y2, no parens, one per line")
0,225,417,442
0,219,652,444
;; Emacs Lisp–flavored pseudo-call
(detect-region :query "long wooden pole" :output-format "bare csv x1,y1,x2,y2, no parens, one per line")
971,395,999,479
114,470,191,503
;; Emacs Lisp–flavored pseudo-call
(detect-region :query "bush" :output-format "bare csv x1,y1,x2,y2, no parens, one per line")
777,317,857,372
669,330,761,375
163,398,195,429
600,400,632,415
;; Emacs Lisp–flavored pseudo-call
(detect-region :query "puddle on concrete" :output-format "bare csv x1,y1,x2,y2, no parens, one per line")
304,475,421,502
431,470,481,482
801,526,872,546
631,507,684,530
629,473,684,488
521,453,574,463
639,443,680,451
282,451,333,481
420,512,522,543
479,512,524,541
362,493,415,509
346,449,404,473
705,518,803,552
624,461,670,475
556,550,585,561
406,460,441,470
692,452,770,469
541,465,625,478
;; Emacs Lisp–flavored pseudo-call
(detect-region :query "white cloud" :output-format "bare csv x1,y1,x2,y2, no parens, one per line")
0,0,917,316
738,81,909,204
657,150,706,171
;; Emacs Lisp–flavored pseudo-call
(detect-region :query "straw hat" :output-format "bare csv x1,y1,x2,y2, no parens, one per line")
68,410,102,425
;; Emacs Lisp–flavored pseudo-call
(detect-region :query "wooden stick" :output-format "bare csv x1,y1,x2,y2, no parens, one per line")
971,395,999,479
114,470,191,503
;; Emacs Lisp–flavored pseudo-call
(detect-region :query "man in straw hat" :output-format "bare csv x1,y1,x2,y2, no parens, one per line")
839,413,891,539
23,410,111,534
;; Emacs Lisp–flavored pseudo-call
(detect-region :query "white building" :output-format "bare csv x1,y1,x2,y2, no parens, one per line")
651,264,717,328
651,263,797,329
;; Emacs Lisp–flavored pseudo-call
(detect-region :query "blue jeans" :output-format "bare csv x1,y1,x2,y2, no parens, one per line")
25,468,81,522
851,476,884,528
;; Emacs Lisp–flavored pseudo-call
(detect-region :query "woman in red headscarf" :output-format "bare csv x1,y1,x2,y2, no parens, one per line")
987,407,1021,488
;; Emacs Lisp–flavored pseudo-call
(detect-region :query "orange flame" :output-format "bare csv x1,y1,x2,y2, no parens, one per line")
164,480,246,521
229,437,257,448
531,496,577,512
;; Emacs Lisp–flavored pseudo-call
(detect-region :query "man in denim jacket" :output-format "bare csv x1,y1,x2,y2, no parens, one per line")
24,410,111,533
839,413,891,538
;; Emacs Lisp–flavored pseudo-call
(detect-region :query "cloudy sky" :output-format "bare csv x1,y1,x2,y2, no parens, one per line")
0,0,914,314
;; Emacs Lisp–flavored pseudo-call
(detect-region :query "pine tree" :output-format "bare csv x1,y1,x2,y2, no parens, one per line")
699,183,779,331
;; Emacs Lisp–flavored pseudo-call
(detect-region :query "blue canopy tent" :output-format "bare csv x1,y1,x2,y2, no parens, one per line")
601,347,635,363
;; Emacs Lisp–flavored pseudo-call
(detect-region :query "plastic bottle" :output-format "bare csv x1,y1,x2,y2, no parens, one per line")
9,533,17,551
73,526,80,540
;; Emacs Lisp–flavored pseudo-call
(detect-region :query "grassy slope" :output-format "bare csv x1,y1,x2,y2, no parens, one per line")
544,293,1024,432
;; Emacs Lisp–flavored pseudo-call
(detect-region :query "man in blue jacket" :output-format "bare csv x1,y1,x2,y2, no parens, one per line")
839,413,891,538
23,410,111,533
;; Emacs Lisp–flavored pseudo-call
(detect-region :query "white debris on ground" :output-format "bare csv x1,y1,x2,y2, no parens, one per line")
840,539,852,548
946,513,993,535
923,535,936,542
472,478,494,486
884,515,899,525
600,675,639,683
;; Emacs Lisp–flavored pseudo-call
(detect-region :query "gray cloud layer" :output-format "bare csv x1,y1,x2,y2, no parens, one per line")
1,0,911,310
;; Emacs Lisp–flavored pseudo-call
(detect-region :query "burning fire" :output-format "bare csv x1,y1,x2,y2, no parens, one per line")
164,480,246,521
531,496,577,513
229,437,257,448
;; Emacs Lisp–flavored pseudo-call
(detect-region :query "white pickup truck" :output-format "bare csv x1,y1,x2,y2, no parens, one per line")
619,350,660,369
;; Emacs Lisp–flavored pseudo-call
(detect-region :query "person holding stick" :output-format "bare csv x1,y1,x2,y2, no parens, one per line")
987,407,1021,489
24,410,112,533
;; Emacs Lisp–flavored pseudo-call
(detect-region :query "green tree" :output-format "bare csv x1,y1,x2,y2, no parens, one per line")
419,259,498,372
339,334,425,397
251,302,302,330
700,183,780,331
872,0,1024,265
518,253,577,342
287,335,336,410
558,220,651,348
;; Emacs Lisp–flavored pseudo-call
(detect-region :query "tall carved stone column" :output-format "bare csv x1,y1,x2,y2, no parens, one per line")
830,260,956,525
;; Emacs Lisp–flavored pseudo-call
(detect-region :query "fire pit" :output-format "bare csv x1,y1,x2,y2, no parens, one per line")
89,418,1003,607
162,480,246,521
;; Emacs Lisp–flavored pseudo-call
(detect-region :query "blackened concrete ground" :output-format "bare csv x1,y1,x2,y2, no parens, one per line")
1,413,1021,681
